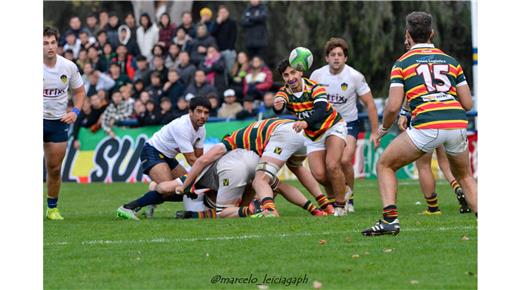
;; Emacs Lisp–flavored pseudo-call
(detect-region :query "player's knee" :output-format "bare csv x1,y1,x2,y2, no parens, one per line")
312,169,328,185
326,159,342,173
47,164,62,177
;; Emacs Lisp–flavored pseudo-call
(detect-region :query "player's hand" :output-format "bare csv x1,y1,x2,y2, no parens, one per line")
292,121,308,133
174,184,185,195
369,133,380,148
376,125,390,144
397,115,408,131
273,97,285,111
60,111,78,124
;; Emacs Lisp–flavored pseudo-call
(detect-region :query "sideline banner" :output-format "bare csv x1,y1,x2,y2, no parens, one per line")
52,122,478,183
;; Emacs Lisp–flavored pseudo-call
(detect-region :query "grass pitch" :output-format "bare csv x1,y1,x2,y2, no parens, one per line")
44,180,477,290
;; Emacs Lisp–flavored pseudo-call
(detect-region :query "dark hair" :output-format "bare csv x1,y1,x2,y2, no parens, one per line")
189,96,211,111
136,55,147,62
44,26,60,41
405,11,433,43
139,13,152,30
159,12,171,28
151,71,161,79
97,30,107,37
160,97,171,103
87,12,97,19
277,59,291,76
324,37,349,58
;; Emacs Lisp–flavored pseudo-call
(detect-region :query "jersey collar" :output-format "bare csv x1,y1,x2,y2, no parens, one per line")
410,43,435,50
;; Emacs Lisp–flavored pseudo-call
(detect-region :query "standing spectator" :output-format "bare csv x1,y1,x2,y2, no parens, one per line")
172,96,189,119
141,100,161,126
72,93,108,149
123,12,141,56
259,91,276,119
190,24,217,66
137,13,159,62
152,56,168,82
236,96,258,120
199,45,227,95
158,12,176,48
198,7,216,34
134,55,151,86
172,27,192,52
212,5,238,73
229,51,249,100
113,44,136,80
63,32,81,59
101,91,133,138
218,89,243,118
163,68,186,104
207,92,220,117
243,56,273,100
85,12,100,37
61,16,85,46
165,44,181,69
106,12,121,49
158,97,176,124
98,10,109,32
109,63,132,92
177,51,196,85
185,70,218,98
240,0,269,60
146,71,164,104
118,25,140,57
176,11,196,38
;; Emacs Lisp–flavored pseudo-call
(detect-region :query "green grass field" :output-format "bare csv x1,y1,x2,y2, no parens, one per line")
44,180,477,290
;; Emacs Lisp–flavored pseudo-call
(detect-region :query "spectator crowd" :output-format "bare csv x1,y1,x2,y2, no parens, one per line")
60,1,281,148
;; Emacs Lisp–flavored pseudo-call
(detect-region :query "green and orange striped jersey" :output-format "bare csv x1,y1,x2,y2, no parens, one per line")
390,44,468,129
275,78,342,141
221,118,293,156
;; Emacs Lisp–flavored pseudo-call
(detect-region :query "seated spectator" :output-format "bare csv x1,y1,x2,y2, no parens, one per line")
190,24,217,66
172,26,192,52
133,99,146,124
259,91,276,119
79,30,95,50
218,89,243,119
184,69,218,98
207,92,219,117
86,70,116,97
141,100,161,126
158,97,176,124
101,91,133,138
87,46,105,72
139,90,151,105
118,24,140,57
137,13,159,62
120,83,135,106
198,7,216,34
177,51,196,85
158,12,176,48
72,94,108,149
146,71,164,104
199,45,227,96
75,48,88,73
151,43,166,60
229,51,249,100
134,55,151,86
236,96,258,120
163,68,185,104
100,42,116,73
96,30,109,51
132,79,145,99
151,55,168,82
63,31,81,59
165,44,181,69
243,56,273,100
112,45,136,80
63,49,75,61
108,62,132,92
172,96,190,119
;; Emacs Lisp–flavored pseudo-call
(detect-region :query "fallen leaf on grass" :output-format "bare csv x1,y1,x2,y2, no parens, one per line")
461,235,470,241
257,284,269,290
319,239,327,245
410,280,419,284
384,248,393,253
352,254,360,258
313,281,322,289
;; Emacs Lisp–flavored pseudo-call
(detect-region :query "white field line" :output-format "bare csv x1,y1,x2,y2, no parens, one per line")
44,225,476,247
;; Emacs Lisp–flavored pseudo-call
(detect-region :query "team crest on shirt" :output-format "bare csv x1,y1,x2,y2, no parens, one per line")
340,82,348,91
223,179,230,186
274,147,283,155
60,74,68,84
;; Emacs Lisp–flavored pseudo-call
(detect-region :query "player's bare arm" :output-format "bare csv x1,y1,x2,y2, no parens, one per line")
359,91,380,147
455,84,473,111
377,86,405,142
60,85,86,124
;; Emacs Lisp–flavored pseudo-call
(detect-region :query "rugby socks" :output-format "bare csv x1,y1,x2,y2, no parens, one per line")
238,200,261,217
47,197,58,209
383,205,398,223
333,201,346,209
261,197,276,211
425,193,440,213
302,200,320,215
192,209,217,219
450,180,461,192
124,190,164,210
348,193,354,206
315,194,331,210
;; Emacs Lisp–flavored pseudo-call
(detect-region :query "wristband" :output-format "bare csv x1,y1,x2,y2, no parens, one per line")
72,107,80,115
399,108,410,116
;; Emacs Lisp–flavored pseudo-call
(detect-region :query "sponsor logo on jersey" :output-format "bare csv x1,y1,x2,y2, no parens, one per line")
43,88,66,97
60,74,68,84
296,110,312,119
341,82,348,91
223,178,229,186
274,147,283,154
326,93,348,104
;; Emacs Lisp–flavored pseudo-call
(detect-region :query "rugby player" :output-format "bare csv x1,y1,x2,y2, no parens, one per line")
274,60,348,216
310,37,380,212
116,96,211,220
362,11,478,236
44,27,86,220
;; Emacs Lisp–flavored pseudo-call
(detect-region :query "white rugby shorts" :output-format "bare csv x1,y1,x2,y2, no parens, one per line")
262,122,307,161
406,127,468,155
305,121,348,154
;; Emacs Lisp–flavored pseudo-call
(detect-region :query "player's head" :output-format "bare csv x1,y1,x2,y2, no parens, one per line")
277,59,303,91
405,11,434,45
324,37,348,71
188,96,211,128
43,26,59,60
